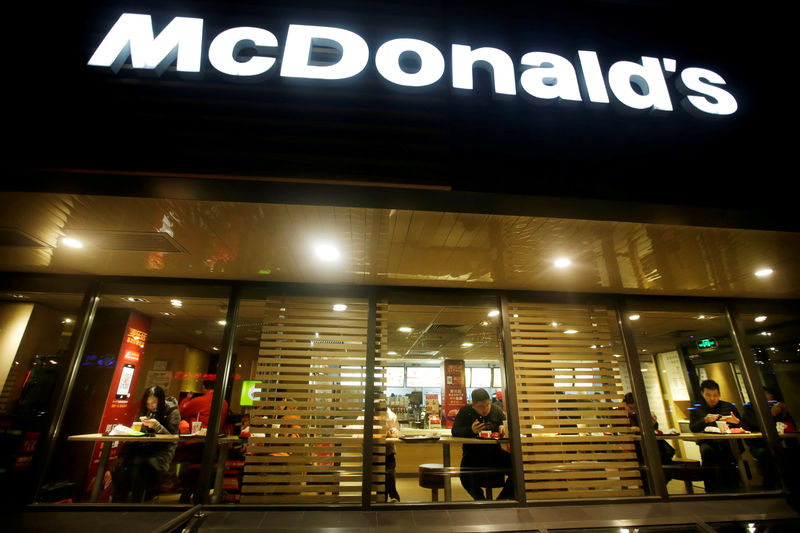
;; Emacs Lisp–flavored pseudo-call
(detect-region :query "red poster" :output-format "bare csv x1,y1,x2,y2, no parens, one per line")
84,312,151,501
441,359,466,429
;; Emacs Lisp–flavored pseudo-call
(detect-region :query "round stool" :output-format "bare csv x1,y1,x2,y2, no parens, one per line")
418,463,445,501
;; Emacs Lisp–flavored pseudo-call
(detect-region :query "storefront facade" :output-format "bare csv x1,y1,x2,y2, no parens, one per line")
3,0,799,529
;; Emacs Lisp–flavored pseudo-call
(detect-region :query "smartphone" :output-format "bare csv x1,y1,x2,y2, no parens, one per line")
115,364,135,399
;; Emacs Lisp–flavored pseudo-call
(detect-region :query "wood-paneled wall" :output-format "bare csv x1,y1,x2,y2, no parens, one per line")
508,302,644,500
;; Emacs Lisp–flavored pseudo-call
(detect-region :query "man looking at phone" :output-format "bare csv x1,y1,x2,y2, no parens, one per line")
451,388,514,500
689,379,752,493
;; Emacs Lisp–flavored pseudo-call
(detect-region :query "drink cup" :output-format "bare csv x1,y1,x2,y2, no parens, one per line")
479,430,491,438
716,420,729,433
191,421,203,434
132,421,143,432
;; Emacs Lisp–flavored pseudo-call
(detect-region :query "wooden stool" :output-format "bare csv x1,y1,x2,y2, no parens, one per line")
418,463,445,501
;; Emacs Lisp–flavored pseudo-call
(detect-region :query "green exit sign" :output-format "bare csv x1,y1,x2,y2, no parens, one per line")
697,338,718,350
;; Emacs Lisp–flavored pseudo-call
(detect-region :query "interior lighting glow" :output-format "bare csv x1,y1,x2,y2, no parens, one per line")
628,314,640,321
488,310,500,317
314,243,341,262
218,320,227,326
554,258,571,268
564,329,578,334
62,237,84,248
63,318,73,324
398,327,413,333
388,351,397,355
171,299,183,307
551,322,559,327
461,342,474,348
754,315,767,323
755,268,774,277
333,304,348,311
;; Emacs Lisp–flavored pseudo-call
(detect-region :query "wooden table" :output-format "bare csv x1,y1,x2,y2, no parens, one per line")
388,436,509,501
656,432,763,491
67,433,240,503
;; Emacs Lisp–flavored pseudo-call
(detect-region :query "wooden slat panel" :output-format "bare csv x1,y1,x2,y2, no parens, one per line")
243,295,376,504
510,302,644,501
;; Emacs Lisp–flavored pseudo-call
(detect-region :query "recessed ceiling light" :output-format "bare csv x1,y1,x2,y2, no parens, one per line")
755,268,774,277
613,354,622,358
212,346,219,351
488,310,500,317
628,314,640,321
171,299,183,307
161,312,175,316
481,321,489,326
513,314,519,318
62,237,83,248
333,304,347,311
754,315,767,323
554,258,571,268
11,293,27,299
63,318,73,324
564,329,578,334
124,297,148,302
461,342,474,348
398,327,412,333
388,351,397,355
314,243,341,262
551,322,559,327
217,320,227,326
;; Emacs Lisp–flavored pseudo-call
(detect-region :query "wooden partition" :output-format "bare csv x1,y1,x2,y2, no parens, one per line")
508,302,644,500
241,296,383,504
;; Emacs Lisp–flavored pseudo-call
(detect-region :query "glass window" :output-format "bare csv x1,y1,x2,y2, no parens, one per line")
375,297,513,504
508,301,647,500
625,305,778,496
735,306,800,493
0,281,88,505
38,283,229,504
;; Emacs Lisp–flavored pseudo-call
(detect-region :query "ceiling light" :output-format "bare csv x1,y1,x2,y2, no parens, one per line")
613,354,622,358
398,327,412,333
564,329,578,334
388,351,397,355
513,314,519,318
488,310,500,317
481,321,489,326
333,303,348,311
124,297,148,302
63,318,73,324
212,346,219,351
461,342,474,348
61,237,83,248
171,299,183,307
754,315,767,323
755,268,774,277
161,312,174,316
628,314,640,321
11,293,27,299
697,315,706,320
551,322,559,327
217,320,227,326
314,243,341,262
554,258,571,268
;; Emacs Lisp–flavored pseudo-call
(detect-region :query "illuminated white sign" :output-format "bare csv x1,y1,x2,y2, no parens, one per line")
88,13,738,116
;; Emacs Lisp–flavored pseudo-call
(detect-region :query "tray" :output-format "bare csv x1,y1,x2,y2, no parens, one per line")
399,435,440,442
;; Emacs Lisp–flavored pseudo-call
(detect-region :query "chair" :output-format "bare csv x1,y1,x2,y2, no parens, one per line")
418,463,445,501
662,457,704,494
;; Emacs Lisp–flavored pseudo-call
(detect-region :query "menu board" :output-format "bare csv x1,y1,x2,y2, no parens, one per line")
470,367,492,387
492,367,502,388
658,351,690,401
384,367,405,387
406,367,441,388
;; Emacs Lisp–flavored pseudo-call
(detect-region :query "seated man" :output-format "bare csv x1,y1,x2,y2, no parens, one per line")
689,379,752,493
622,393,675,487
451,388,514,500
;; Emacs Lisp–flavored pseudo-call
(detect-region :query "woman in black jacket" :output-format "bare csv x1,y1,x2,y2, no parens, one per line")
112,385,181,502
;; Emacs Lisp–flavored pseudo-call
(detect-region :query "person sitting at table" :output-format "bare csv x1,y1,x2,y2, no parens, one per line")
176,378,228,503
689,379,753,493
112,385,180,502
451,388,514,500
623,393,675,486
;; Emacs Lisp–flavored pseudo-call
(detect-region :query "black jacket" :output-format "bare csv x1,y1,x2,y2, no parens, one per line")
451,403,506,456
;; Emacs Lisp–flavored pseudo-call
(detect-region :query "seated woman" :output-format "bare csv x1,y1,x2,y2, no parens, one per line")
112,385,180,502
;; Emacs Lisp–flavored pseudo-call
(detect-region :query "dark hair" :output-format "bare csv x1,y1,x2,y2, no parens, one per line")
139,385,166,421
700,379,720,392
203,379,216,390
471,388,490,403
623,392,635,405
